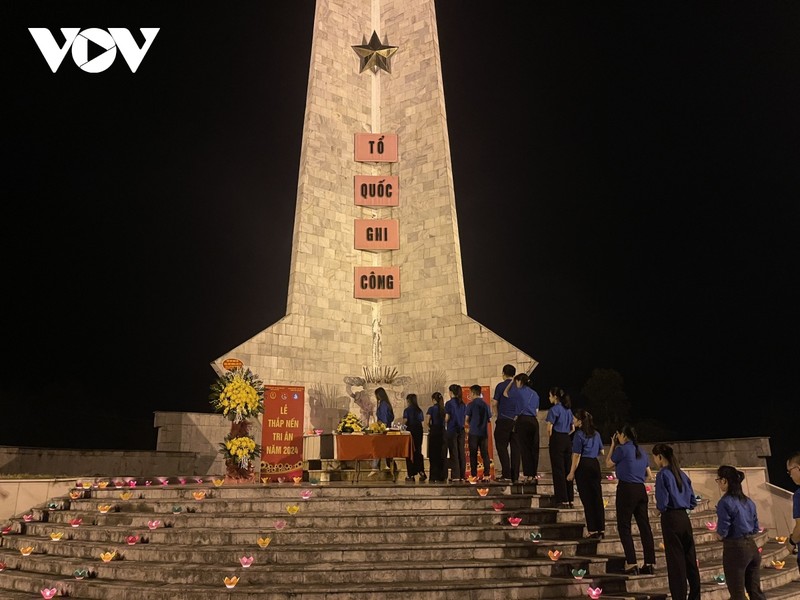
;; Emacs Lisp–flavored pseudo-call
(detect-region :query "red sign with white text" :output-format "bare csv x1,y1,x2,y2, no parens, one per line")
261,386,305,481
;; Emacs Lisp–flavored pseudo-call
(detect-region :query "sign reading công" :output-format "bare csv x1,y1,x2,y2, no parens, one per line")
354,266,400,299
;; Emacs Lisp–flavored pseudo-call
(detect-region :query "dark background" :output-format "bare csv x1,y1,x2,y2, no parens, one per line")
1,2,797,490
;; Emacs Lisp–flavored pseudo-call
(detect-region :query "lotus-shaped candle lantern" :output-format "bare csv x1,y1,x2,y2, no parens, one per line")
99,551,116,563
477,488,489,497
705,521,717,531
213,478,225,487
192,491,206,501
20,546,34,556
293,476,302,484
239,555,254,568
587,587,603,599
772,560,785,569
758,546,763,553
775,536,788,544
314,428,324,435
98,505,112,514
1,525,11,535
23,514,34,522
645,485,652,493
572,568,587,580
47,502,59,511
68,518,82,528
261,477,271,485
508,517,522,527
82,481,92,489
119,491,133,501
0,561,6,571
69,491,82,500
40,588,58,599
274,519,287,530
194,478,203,484
286,505,300,515
171,506,183,514
713,574,726,584
179,478,187,485
114,480,124,488
548,549,562,561
157,477,168,485
224,575,239,589
467,476,479,484
491,502,505,512
147,520,161,530
73,568,88,580
309,477,320,485
126,535,139,545
97,481,109,489
758,526,765,533
529,532,542,543
606,474,615,480
300,490,313,500
277,477,286,484
659,542,665,550
49,532,63,541
144,480,152,486
603,498,609,508
257,536,271,548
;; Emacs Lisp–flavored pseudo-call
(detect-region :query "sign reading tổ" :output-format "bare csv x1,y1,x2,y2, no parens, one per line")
354,133,398,162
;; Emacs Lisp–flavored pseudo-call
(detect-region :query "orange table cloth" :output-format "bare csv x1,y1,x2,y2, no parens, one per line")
335,433,413,460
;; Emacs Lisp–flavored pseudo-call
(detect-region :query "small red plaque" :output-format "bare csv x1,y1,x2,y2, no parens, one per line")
223,358,244,371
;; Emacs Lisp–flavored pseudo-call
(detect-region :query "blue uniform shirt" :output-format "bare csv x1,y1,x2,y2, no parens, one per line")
493,379,518,420
546,403,573,434
465,397,492,436
654,468,698,512
610,441,649,483
426,404,443,427
511,385,539,417
444,399,466,434
572,430,603,458
403,406,423,430
716,495,761,539
376,401,394,426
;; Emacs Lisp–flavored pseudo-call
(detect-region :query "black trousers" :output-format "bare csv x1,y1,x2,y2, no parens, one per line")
467,433,489,478
427,426,446,482
574,456,605,533
722,537,767,600
661,509,700,600
549,431,574,503
445,428,466,480
493,418,520,480
515,414,540,477
616,481,656,566
405,426,424,477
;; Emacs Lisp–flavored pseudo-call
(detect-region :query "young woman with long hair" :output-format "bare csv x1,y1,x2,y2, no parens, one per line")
566,409,605,539
651,443,700,600
444,383,466,482
606,424,656,575
424,391,447,482
546,387,574,507
402,393,426,482
368,387,395,477
715,465,766,600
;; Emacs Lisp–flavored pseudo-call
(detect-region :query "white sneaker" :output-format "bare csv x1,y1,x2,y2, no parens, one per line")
367,470,378,478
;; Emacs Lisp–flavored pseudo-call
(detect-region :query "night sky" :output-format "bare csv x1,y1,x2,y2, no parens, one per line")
2,2,797,488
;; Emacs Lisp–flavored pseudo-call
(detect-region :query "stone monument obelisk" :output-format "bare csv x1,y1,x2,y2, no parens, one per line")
213,0,536,431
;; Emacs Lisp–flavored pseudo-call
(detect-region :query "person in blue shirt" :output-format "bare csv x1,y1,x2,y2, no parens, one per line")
507,373,540,484
787,450,800,574
652,443,700,600
424,392,446,483
566,409,604,539
464,384,492,481
368,387,395,477
492,364,520,483
546,387,574,506
715,465,767,600
606,424,655,575
402,393,426,482
444,384,467,482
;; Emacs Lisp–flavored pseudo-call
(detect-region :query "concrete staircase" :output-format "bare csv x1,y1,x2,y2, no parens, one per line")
0,475,797,599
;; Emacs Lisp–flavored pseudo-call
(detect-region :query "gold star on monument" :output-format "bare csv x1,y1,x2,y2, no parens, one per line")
352,31,398,74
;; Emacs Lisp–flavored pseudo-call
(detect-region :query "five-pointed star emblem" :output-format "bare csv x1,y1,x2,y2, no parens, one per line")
352,31,398,74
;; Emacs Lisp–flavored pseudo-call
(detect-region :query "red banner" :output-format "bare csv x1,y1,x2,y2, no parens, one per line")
261,386,305,481
461,386,495,479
